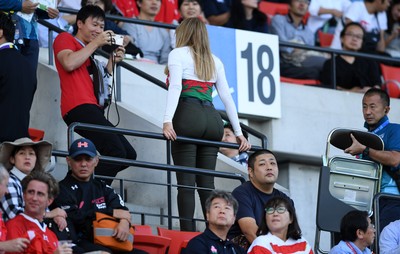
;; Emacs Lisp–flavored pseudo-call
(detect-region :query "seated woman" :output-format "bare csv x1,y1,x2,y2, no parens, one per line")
320,22,382,93
247,196,313,254
0,138,67,230
385,0,400,58
228,0,268,33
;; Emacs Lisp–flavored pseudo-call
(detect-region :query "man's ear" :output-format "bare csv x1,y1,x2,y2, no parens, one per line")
0,29,3,39
385,106,390,114
248,167,253,179
47,198,54,207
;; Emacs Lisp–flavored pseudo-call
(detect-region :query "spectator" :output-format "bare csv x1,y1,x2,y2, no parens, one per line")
379,219,400,254
53,5,137,184
0,0,59,72
38,0,81,48
50,138,146,254
228,0,268,33
0,165,30,253
81,0,143,57
270,0,327,80
185,190,245,254
320,22,381,92
330,0,390,54
122,0,171,64
0,138,67,230
170,0,208,48
203,0,231,26
329,210,375,254
0,12,36,143
228,150,293,250
6,171,73,254
162,18,250,231
385,0,400,58
307,0,351,35
248,196,313,254
219,122,249,167
344,88,400,231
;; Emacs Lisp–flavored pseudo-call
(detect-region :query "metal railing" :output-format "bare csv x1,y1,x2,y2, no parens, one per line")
64,122,265,229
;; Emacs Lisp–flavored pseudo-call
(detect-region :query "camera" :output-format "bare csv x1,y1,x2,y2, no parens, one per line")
111,34,124,46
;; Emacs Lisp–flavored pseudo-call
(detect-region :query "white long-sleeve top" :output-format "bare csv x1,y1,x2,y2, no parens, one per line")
163,46,243,137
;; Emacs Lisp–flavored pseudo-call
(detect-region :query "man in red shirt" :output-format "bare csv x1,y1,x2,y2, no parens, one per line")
5,171,72,254
53,5,137,184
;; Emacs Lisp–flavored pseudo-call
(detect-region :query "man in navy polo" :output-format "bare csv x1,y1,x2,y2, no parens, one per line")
185,190,245,254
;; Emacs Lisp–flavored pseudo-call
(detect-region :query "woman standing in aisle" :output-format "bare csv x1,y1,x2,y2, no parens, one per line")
163,17,251,231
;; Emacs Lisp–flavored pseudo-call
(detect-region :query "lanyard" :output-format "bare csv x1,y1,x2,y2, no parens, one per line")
346,242,357,254
370,119,389,134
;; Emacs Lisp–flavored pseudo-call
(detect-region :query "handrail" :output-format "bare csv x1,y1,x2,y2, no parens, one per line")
37,19,269,148
66,122,257,229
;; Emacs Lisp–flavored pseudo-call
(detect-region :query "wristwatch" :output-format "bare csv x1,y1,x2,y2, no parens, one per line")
362,147,370,158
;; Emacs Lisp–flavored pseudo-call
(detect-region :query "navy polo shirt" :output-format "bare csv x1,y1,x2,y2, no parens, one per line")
184,228,245,254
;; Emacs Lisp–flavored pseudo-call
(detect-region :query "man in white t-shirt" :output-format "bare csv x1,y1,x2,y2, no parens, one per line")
308,0,351,34
330,0,390,53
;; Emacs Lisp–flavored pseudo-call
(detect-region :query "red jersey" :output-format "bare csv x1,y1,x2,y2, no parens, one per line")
5,214,58,254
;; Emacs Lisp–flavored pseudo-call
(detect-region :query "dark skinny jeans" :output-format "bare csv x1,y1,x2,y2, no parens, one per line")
172,98,224,231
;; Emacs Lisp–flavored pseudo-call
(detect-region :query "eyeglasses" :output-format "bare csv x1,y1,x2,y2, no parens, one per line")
344,33,363,40
265,206,287,214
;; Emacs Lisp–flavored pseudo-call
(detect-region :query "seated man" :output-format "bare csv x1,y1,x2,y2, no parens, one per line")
6,171,72,254
379,219,400,254
50,138,146,254
185,190,245,254
329,210,375,254
219,122,249,167
270,0,327,80
122,0,171,64
228,150,294,250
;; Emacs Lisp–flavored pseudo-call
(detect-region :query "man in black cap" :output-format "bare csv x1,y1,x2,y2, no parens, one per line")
51,138,146,254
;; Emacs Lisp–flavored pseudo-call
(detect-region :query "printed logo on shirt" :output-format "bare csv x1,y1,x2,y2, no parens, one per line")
211,245,217,254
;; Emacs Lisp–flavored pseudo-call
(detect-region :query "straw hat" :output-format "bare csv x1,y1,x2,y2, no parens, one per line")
0,137,53,171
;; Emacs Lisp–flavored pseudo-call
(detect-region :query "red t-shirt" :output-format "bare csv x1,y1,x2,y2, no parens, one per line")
6,214,58,254
53,32,99,117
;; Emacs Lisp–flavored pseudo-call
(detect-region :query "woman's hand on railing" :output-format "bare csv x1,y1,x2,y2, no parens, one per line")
163,122,177,141
237,135,251,152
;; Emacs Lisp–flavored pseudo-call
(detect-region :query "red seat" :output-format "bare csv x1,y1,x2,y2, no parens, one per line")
318,30,334,47
157,227,201,254
380,64,400,98
280,76,321,86
134,235,171,254
134,224,153,235
28,128,45,141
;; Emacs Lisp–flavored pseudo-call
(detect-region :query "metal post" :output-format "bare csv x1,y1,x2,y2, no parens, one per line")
166,140,172,229
116,65,122,101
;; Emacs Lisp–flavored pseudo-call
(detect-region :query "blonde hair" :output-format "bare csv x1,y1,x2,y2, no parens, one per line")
166,18,216,81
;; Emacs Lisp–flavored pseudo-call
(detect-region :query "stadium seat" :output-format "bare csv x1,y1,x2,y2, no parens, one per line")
134,235,171,254
280,76,321,86
318,30,334,47
134,224,153,235
380,64,400,98
28,128,45,141
157,227,201,254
